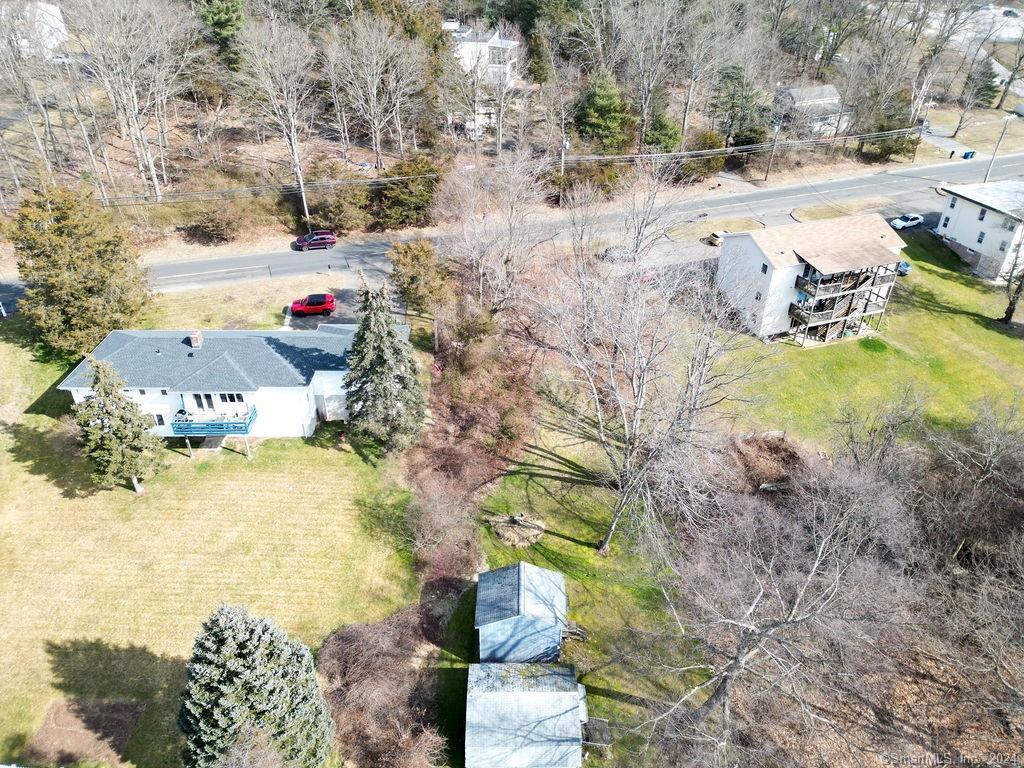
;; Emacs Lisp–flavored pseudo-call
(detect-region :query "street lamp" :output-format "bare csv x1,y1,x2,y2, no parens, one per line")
984,114,1016,183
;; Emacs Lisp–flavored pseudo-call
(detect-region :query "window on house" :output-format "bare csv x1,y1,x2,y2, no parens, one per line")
949,198,957,209
235,394,244,403
193,393,203,409
154,414,165,426
977,231,986,244
979,208,987,221
139,389,146,395
760,263,768,274
1000,240,1008,252
204,394,214,409
220,394,228,402
755,292,762,301
942,216,950,228
160,389,167,395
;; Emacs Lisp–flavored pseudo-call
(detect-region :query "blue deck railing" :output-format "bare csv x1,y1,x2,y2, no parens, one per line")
171,406,258,436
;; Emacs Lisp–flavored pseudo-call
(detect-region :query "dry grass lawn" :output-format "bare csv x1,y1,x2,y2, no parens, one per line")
670,216,764,242
925,107,1024,153
792,196,895,222
0,301,420,767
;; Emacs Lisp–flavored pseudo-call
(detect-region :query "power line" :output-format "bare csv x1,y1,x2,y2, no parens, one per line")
0,127,921,211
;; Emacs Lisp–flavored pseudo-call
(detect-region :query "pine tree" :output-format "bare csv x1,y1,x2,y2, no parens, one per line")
73,359,163,493
643,110,681,153
344,282,425,451
194,0,245,67
574,71,628,152
178,604,334,768
10,186,148,358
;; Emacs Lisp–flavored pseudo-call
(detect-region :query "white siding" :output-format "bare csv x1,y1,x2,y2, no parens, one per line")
937,193,1024,279
716,235,800,338
66,386,318,438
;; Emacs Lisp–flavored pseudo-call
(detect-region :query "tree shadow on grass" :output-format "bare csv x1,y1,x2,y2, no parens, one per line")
1,420,97,498
355,482,413,556
44,639,188,768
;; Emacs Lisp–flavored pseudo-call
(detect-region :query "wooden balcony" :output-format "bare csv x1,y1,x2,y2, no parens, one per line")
171,406,257,436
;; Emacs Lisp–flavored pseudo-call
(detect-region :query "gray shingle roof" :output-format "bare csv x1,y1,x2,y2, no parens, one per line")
475,561,568,628
58,325,361,391
465,663,584,768
784,84,840,104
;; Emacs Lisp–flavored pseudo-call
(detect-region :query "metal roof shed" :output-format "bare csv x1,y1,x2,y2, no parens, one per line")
475,561,569,663
464,663,585,768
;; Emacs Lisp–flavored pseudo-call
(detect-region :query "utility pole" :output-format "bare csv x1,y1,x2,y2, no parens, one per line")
764,124,781,181
985,115,1015,183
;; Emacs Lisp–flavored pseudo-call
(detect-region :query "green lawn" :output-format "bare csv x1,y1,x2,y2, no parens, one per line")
435,432,685,767
743,232,1024,439
0,308,419,767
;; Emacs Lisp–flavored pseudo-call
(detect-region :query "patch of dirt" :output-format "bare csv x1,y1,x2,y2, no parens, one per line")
486,514,546,548
138,224,296,265
727,432,804,493
25,698,143,767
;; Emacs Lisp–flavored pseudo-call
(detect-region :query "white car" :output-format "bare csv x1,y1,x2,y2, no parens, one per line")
890,214,924,230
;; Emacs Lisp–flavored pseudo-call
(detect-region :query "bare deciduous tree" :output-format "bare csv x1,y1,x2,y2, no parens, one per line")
328,14,428,169
66,0,199,198
618,0,681,151
527,169,764,553
436,152,548,313
234,19,320,222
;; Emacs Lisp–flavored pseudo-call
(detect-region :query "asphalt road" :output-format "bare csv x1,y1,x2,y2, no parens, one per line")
2,152,1022,310
146,151,1024,292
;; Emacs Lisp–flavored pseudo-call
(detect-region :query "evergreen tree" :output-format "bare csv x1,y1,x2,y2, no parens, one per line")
194,0,245,67
965,58,1000,109
643,110,681,153
574,72,628,152
371,155,442,230
710,65,766,143
73,360,164,493
344,282,425,451
10,186,148,358
178,604,334,768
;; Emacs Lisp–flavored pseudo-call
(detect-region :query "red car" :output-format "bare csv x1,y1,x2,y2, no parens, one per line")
291,293,336,317
294,230,337,251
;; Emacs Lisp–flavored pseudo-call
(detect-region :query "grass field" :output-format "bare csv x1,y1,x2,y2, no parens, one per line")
742,231,1024,439
670,216,763,242
0,298,419,766
924,107,1024,154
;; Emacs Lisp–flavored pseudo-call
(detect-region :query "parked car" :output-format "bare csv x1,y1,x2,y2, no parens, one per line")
897,261,913,276
291,293,336,317
294,230,337,251
889,214,924,230
706,230,730,246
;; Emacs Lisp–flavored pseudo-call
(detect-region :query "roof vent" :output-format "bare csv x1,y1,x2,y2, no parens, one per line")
189,330,203,349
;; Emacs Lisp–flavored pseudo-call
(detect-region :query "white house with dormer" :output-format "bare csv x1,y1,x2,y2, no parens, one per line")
936,181,1024,280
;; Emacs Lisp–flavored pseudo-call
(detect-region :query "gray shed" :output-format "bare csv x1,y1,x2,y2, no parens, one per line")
465,663,586,768
476,561,568,663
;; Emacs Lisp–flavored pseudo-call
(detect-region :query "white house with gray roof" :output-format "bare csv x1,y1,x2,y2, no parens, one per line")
465,663,587,768
442,19,520,88
775,84,851,136
936,180,1024,279
475,562,568,663
56,325,400,439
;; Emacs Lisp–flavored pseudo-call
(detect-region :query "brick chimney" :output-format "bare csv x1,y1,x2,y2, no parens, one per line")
189,330,203,349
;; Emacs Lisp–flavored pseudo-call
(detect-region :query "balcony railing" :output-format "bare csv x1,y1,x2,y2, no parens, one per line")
171,406,257,436
789,304,835,324
790,302,886,327
796,272,894,296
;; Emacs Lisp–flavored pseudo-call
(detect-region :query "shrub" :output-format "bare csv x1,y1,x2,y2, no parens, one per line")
372,155,443,230
389,239,452,314
317,609,446,768
733,124,769,147
549,162,620,203
189,206,243,244
675,129,726,182
304,158,371,234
